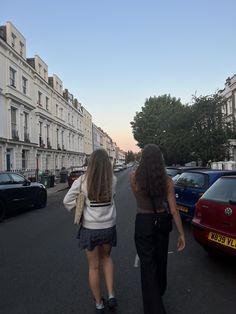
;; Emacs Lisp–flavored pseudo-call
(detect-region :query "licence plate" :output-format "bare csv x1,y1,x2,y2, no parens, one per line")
208,232,236,249
177,205,188,212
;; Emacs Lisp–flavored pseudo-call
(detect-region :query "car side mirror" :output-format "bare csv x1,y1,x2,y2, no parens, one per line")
23,179,31,186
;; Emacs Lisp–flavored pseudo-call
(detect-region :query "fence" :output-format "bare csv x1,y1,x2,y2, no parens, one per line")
10,168,71,183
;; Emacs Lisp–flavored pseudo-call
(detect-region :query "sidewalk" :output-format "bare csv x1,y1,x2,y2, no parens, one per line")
46,181,68,196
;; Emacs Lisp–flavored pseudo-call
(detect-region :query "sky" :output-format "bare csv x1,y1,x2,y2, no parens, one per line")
1,0,236,152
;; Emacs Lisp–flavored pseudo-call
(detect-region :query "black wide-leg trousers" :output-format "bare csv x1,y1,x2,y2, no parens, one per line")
135,213,170,314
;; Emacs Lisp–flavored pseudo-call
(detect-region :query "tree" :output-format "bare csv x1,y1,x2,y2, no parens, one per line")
130,94,192,165
190,93,231,166
125,150,135,164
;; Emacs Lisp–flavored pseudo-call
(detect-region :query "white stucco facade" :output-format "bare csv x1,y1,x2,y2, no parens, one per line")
219,75,236,161
0,21,124,176
0,22,85,174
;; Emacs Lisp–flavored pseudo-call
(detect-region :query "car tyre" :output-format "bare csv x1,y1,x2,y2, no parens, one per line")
0,200,6,222
34,190,47,209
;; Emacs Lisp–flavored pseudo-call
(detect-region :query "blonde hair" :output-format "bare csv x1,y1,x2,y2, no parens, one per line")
85,149,113,202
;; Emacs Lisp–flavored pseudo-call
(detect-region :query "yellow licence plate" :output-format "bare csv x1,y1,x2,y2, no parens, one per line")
208,232,236,249
177,205,188,212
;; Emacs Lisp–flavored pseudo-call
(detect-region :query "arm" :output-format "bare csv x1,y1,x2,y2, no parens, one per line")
167,176,186,251
63,175,83,211
129,170,137,193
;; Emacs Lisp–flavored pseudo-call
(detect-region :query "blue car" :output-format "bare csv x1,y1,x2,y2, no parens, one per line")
174,169,236,220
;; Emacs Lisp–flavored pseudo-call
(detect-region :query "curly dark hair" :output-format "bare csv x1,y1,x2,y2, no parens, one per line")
135,144,167,208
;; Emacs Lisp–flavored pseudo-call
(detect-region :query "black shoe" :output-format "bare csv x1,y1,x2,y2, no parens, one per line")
95,297,106,313
107,297,118,309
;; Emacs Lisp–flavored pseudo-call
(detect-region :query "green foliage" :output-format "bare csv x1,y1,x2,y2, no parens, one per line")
130,94,192,165
130,93,232,166
125,150,135,163
190,94,231,165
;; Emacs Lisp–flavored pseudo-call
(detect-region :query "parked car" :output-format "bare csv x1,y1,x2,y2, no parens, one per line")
67,169,85,188
166,166,209,178
174,169,236,220
0,171,47,222
192,176,236,256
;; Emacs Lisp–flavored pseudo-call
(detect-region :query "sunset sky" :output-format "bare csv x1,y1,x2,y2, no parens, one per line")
1,0,236,152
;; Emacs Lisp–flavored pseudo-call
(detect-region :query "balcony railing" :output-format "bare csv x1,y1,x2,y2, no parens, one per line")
12,129,19,140
39,136,45,148
47,138,52,149
24,132,30,143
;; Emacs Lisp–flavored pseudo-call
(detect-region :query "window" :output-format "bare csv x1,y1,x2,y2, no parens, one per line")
56,129,59,149
38,63,42,75
56,104,58,116
43,69,47,80
46,97,49,110
22,76,27,94
0,173,11,184
11,107,18,139
46,125,51,148
24,112,29,141
62,131,64,148
176,172,206,189
11,32,16,48
10,173,25,183
22,150,28,169
60,108,63,119
38,91,42,105
20,41,24,56
10,67,16,87
39,121,44,147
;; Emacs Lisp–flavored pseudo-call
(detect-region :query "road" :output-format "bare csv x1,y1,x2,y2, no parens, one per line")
0,169,236,314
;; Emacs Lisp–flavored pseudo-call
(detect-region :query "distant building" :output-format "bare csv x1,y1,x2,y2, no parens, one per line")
82,107,93,157
219,75,236,161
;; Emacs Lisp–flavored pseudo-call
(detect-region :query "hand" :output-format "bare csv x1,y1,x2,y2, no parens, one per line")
177,234,185,251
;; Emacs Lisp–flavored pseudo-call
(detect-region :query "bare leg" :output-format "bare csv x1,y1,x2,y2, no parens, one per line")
85,247,102,304
99,244,114,296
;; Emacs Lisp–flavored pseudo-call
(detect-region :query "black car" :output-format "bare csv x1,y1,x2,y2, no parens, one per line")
0,172,47,222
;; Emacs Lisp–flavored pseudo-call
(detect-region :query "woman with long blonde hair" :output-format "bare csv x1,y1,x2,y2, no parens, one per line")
63,149,117,313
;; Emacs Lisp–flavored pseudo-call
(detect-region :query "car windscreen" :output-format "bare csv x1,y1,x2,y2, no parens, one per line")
166,168,178,177
201,177,236,203
175,172,207,189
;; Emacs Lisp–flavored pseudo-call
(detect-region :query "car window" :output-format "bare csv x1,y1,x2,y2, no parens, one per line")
9,173,26,183
166,168,178,177
202,178,236,202
0,173,11,184
70,171,83,176
175,172,206,188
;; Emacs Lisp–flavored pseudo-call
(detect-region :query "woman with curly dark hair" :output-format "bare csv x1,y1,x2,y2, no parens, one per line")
130,144,185,314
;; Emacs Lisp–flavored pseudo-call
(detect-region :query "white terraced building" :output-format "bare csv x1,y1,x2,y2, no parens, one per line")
0,21,85,177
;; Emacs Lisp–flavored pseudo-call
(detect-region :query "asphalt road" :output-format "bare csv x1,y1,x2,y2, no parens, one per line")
0,169,236,314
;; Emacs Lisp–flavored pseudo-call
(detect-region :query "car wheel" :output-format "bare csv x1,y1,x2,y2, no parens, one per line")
0,200,6,222
34,190,47,209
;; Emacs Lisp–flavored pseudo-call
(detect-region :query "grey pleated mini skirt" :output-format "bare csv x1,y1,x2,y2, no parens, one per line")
77,225,117,251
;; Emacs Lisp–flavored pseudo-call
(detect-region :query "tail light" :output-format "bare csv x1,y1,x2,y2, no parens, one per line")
195,202,202,219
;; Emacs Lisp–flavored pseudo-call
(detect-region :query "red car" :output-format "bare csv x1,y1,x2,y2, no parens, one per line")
67,170,85,188
192,175,236,256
